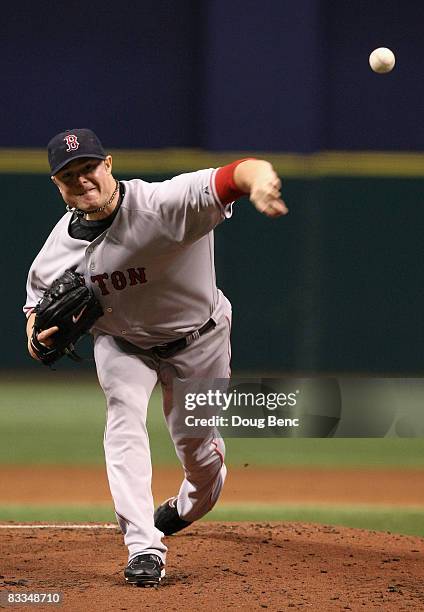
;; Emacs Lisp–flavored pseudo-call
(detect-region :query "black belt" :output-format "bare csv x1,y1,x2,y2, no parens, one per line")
151,318,216,359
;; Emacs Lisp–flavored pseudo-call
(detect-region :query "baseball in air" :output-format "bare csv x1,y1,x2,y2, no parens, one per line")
369,47,395,74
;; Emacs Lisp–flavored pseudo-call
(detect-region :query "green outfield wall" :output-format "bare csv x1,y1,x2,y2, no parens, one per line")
5,150,424,373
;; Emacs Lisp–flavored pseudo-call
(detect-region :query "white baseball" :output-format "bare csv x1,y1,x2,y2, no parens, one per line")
369,47,395,74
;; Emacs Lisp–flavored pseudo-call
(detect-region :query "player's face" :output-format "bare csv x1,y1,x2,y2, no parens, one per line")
52,156,115,211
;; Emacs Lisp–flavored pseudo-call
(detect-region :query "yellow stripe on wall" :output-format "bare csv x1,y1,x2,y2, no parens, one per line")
1,148,424,177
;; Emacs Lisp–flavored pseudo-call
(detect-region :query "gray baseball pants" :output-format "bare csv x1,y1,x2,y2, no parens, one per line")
93,301,231,563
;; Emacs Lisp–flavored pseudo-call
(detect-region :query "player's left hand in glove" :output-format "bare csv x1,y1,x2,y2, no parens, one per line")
30,269,103,366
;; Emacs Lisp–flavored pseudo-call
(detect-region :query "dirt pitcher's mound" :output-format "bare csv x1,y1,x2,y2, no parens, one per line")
1,522,424,611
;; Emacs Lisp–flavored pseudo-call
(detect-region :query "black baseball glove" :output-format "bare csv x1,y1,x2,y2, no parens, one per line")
30,269,104,366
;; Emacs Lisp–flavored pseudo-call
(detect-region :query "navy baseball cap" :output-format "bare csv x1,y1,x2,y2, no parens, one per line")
47,128,107,175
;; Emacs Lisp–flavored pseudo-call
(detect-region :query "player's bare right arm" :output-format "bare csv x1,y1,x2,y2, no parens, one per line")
233,159,288,218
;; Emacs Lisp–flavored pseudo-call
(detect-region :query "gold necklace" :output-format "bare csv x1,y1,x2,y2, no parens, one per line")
85,179,119,218
67,179,119,218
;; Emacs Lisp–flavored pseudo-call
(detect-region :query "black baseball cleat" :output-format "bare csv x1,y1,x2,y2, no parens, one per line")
124,554,165,587
154,496,192,536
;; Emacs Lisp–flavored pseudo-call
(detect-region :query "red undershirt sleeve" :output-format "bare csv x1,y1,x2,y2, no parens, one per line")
214,158,255,205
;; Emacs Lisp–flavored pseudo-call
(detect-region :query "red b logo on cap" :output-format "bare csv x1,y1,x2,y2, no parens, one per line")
64,134,80,152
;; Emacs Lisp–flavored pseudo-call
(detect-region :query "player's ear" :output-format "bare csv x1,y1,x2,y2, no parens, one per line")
104,155,113,174
51,176,63,194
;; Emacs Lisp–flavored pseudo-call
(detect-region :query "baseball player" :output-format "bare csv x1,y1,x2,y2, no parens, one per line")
24,129,288,587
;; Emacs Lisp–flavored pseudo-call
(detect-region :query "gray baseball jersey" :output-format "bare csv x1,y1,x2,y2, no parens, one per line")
24,169,232,343
24,167,233,565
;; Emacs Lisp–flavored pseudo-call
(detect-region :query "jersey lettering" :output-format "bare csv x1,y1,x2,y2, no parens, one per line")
91,267,147,296
111,271,127,291
91,273,109,295
64,134,80,152
128,267,147,286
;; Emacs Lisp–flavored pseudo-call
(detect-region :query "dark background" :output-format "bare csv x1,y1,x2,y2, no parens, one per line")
2,0,422,151
3,0,424,372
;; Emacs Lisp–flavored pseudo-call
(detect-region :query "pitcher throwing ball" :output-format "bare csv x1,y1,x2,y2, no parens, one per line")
24,128,288,587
